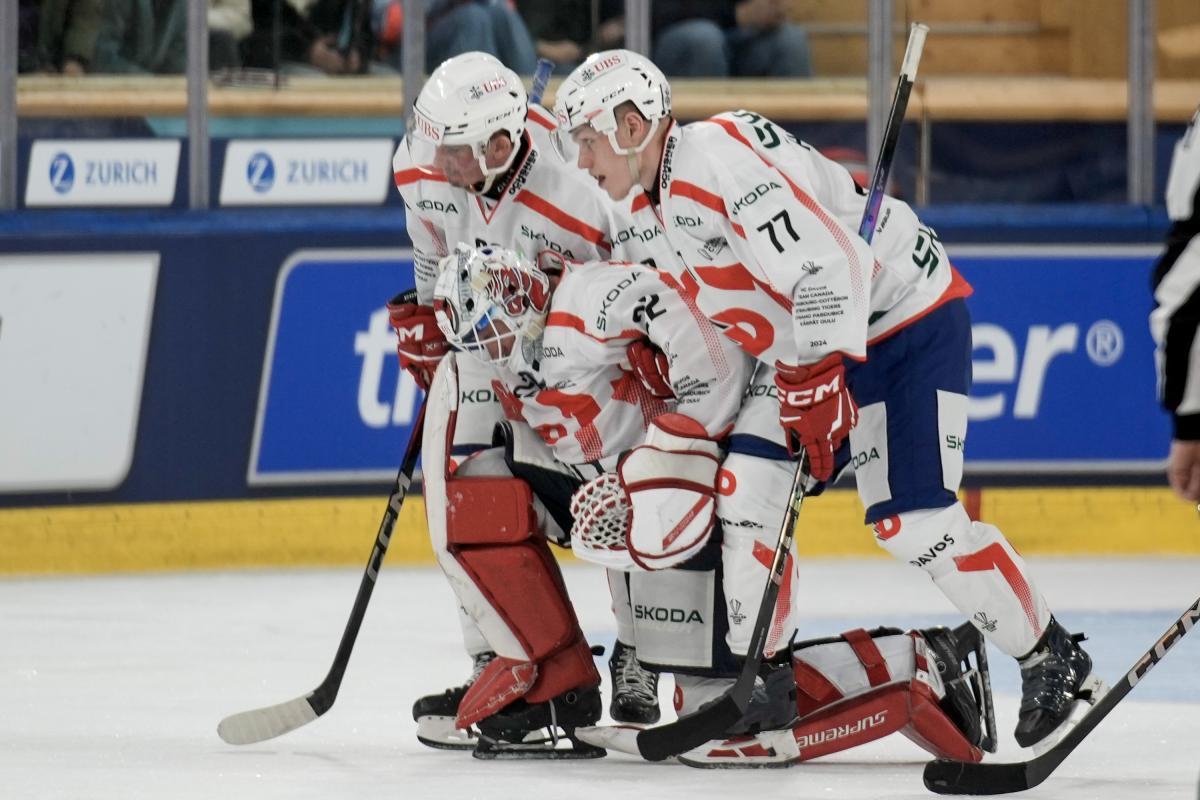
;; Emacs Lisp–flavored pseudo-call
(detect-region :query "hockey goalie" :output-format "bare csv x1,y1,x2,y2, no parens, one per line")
418,244,995,767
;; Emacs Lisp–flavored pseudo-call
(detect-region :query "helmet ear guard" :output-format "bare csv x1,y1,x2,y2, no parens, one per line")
432,245,553,370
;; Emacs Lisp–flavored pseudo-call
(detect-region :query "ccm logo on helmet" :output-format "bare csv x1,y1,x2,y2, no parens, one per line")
781,374,842,406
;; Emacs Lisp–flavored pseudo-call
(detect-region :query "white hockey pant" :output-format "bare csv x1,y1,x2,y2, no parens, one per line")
873,503,1050,657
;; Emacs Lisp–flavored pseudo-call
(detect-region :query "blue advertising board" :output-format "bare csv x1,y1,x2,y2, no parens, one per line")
956,245,1168,472
247,244,1169,485
249,249,421,484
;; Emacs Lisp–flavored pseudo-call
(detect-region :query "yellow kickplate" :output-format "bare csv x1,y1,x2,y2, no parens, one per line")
0,486,1196,576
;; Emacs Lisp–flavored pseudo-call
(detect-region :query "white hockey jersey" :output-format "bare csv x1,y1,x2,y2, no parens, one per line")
393,106,615,303
652,111,972,368
494,260,751,466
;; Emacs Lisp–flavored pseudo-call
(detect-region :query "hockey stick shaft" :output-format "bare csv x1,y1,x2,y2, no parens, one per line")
635,24,929,763
924,594,1200,795
530,58,555,106
217,398,427,745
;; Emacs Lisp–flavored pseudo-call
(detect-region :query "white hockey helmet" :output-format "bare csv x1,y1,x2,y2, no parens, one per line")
432,245,552,370
551,49,672,160
407,52,527,193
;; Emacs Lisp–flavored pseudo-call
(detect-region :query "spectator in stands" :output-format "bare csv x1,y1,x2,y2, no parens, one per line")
242,0,391,75
18,0,103,74
591,0,812,78
1151,108,1200,504
371,0,536,74
92,0,250,73
515,0,591,74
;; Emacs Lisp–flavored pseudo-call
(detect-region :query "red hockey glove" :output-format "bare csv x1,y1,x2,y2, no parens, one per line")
774,353,858,481
387,289,448,392
625,339,674,399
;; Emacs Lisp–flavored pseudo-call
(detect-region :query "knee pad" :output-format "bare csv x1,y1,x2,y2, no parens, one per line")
872,504,1050,657
790,628,983,763
717,451,799,658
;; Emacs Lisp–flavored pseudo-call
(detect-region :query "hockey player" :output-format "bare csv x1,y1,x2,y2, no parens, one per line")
425,243,754,756
390,51,666,748
434,245,998,767
551,49,1104,752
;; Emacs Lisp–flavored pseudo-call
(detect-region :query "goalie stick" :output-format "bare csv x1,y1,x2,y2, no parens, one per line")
924,594,1200,795
631,22,930,763
217,399,427,745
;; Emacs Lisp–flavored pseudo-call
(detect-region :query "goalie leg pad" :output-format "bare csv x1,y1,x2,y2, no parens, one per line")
873,502,1051,657
789,627,986,763
627,565,736,675
446,476,599,726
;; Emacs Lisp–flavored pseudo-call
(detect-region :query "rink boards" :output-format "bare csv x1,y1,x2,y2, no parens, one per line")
0,209,1194,574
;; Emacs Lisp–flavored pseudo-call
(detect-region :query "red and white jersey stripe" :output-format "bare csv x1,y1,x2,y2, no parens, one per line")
654,111,971,368
496,260,751,466
393,111,616,304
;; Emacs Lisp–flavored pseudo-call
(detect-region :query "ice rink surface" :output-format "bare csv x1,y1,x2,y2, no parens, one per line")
4,557,1198,800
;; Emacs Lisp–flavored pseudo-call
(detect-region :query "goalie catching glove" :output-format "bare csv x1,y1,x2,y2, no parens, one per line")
570,413,721,571
619,413,721,570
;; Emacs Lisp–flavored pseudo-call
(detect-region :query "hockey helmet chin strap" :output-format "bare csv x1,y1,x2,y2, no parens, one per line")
607,117,660,192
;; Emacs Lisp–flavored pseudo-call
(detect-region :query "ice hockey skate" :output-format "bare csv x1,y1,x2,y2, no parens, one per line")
411,651,495,750
473,685,606,760
608,640,660,724
1015,617,1107,752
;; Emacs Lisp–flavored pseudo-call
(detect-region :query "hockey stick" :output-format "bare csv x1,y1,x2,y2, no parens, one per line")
924,595,1200,795
530,58,555,106
217,399,427,745
633,23,929,763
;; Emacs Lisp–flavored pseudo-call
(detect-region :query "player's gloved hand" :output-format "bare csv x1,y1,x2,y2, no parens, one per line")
625,339,674,399
774,353,858,481
386,289,448,391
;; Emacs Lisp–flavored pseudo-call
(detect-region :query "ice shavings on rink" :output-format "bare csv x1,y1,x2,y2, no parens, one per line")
2,558,1198,799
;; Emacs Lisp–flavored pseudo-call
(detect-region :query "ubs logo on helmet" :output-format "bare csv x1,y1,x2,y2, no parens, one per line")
463,76,509,102
246,152,275,193
49,153,75,194
579,53,625,83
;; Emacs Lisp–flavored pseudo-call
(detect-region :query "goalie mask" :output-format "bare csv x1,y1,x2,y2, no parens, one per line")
406,52,527,194
432,245,552,371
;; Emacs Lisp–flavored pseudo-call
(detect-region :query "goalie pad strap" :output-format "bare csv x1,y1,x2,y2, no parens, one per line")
841,628,891,687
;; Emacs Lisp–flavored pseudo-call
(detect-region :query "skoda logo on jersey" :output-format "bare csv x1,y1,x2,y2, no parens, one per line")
246,152,276,193
48,152,75,194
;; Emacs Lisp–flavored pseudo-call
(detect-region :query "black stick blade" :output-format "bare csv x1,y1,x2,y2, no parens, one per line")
924,758,1040,795
636,695,744,762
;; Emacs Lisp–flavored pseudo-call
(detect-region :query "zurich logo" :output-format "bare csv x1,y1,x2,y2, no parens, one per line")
49,152,75,194
246,152,275,193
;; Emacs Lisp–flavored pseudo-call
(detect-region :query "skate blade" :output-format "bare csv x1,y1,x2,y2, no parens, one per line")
1029,673,1109,756
473,730,607,760
677,730,801,769
415,715,478,751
